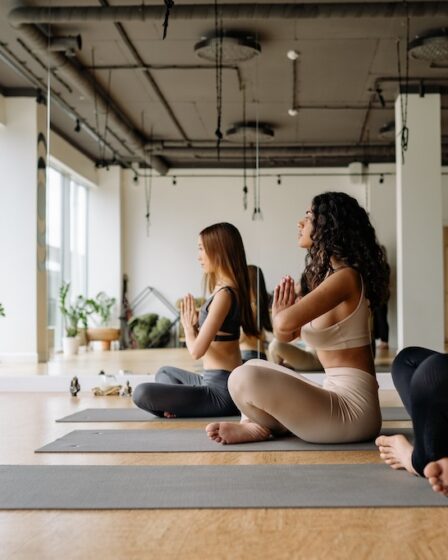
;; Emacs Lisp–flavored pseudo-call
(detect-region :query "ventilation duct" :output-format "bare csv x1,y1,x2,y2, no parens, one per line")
9,3,448,24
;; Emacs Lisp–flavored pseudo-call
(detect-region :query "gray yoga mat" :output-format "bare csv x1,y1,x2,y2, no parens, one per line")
36,427,413,454
56,408,240,423
0,464,445,509
382,406,410,421
56,406,410,423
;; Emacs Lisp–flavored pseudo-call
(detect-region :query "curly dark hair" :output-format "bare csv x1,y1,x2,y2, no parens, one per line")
300,191,390,309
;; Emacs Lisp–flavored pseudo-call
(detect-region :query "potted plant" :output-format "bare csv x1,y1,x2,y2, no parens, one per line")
0,303,5,317
86,292,119,350
59,282,83,355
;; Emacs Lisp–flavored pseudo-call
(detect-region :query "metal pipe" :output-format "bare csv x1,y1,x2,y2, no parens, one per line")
6,22,169,174
147,144,395,157
9,3,448,24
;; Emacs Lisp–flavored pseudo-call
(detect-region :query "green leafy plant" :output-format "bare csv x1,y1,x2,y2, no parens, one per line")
87,292,116,326
128,313,172,349
59,282,87,337
0,303,5,317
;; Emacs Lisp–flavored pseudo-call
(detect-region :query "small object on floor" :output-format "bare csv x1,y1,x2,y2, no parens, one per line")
91,385,122,397
119,380,132,397
70,376,81,397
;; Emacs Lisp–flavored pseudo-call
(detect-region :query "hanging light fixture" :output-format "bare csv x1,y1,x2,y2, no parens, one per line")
194,31,261,63
408,28,448,62
225,122,275,143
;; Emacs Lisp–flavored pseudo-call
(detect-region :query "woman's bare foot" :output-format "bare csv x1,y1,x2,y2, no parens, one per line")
205,420,271,444
163,411,176,418
375,434,417,475
424,458,448,497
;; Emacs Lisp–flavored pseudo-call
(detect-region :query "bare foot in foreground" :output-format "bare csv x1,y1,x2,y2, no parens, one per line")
205,420,271,444
375,434,417,475
424,458,448,497
163,411,176,418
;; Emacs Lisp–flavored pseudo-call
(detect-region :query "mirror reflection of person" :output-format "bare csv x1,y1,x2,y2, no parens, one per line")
239,265,272,363
206,192,390,446
133,222,258,418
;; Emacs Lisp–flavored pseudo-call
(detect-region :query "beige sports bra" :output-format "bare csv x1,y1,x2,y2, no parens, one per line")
300,275,371,351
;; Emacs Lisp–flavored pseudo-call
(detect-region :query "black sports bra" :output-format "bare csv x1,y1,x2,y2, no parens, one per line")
198,287,241,341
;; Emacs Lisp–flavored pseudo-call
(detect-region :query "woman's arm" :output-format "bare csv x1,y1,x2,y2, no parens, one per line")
181,289,232,360
273,268,359,342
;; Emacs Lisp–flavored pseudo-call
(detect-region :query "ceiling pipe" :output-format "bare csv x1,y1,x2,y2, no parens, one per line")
6,22,169,175
147,144,395,158
9,3,448,24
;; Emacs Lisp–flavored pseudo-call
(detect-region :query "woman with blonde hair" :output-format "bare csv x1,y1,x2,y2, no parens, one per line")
133,222,258,418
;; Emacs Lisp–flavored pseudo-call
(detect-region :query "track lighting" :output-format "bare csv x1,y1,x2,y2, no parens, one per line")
287,50,299,61
172,176,177,186
133,175,139,184
379,174,385,185
277,175,282,185
74,118,81,133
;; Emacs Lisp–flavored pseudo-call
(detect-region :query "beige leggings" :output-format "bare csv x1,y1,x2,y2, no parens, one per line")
228,359,381,444
268,339,324,371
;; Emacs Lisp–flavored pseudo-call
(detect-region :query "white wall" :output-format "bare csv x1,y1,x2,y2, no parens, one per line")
0,98,41,360
49,131,97,187
122,168,391,324
87,167,122,325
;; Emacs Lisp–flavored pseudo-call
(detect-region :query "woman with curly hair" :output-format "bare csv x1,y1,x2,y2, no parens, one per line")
133,222,258,418
206,192,390,444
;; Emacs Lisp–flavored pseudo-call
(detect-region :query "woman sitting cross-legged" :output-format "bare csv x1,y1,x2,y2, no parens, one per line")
206,191,390,445
133,222,258,418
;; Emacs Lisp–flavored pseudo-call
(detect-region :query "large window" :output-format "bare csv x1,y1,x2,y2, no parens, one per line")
46,166,88,351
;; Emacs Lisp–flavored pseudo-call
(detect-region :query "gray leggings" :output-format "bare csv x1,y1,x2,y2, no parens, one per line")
132,366,240,418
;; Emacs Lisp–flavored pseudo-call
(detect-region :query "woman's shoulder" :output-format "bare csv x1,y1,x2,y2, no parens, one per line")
320,266,362,293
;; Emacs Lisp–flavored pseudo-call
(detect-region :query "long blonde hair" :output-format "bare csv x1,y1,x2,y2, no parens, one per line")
200,222,258,337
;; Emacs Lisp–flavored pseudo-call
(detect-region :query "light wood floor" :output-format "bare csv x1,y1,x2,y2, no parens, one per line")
1,349,447,559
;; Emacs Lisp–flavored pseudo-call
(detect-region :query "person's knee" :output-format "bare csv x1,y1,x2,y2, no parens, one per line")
391,346,422,382
411,354,448,401
155,366,171,382
132,383,147,408
228,363,264,401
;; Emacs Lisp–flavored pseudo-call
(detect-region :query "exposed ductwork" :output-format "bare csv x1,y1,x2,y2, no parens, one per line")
7,15,169,174
9,3,448,24
148,144,395,158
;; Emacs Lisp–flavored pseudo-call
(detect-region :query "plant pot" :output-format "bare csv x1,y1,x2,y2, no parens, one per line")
87,327,120,351
62,336,80,356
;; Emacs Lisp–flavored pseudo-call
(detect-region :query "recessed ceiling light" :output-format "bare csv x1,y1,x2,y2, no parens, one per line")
408,28,448,62
194,31,261,63
226,122,275,143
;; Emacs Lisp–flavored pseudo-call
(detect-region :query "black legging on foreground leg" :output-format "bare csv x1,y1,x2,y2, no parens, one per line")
132,366,240,418
392,346,448,476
